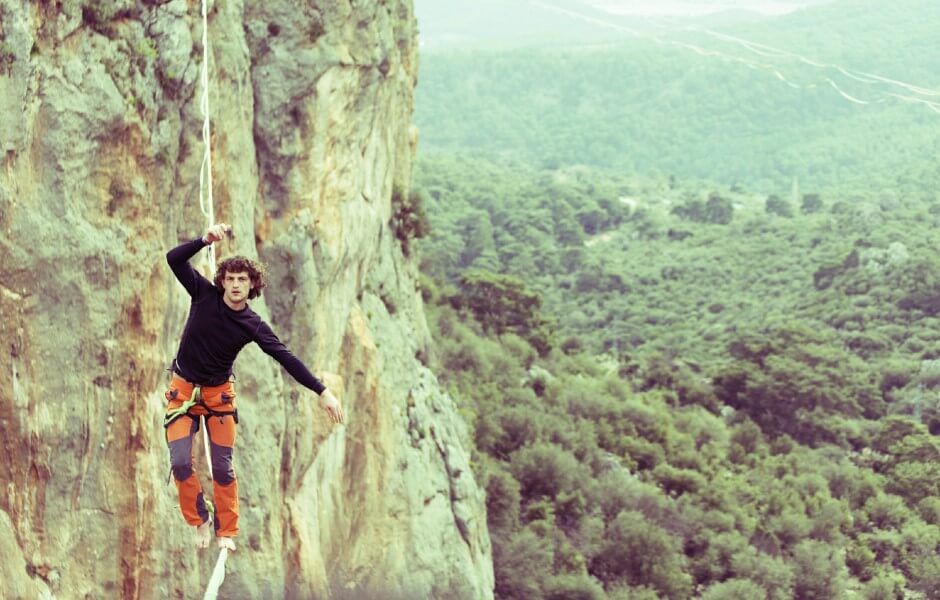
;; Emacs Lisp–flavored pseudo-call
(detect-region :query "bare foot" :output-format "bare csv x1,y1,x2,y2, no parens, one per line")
195,521,212,549
218,536,236,552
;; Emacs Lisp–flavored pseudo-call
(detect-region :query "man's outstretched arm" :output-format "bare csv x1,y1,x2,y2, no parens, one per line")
255,322,345,424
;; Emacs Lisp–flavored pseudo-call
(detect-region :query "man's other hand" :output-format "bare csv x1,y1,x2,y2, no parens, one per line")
319,389,345,424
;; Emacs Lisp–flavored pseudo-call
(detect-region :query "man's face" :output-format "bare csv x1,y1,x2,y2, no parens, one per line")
222,271,252,305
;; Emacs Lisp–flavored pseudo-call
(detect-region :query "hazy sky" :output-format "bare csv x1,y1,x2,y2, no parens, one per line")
412,0,836,49
584,0,811,16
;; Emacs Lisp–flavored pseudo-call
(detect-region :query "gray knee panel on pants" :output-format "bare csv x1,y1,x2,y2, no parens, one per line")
210,442,235,485
169,437,195,481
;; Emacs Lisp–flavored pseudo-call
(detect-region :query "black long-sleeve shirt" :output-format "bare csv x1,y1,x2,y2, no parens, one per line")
166,238,326,394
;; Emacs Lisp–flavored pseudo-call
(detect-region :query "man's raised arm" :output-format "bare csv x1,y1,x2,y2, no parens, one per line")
166,238,209,297
166,223,230,298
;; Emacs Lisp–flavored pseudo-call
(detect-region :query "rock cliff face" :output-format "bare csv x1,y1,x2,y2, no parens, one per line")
0,1,493,598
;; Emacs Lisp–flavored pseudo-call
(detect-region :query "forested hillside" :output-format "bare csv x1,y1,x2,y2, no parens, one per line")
408,154,940,598
415,153,940,365
408,0,940,597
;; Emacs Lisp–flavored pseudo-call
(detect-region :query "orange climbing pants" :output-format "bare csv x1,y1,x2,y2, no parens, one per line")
164,374,239,538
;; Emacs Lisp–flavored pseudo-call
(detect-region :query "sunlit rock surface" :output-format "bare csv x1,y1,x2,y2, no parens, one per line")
0,1,493,597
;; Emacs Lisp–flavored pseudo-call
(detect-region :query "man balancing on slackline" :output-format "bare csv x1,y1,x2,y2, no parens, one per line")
163,222,345,552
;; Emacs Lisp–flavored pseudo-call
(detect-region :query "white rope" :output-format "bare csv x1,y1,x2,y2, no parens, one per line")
198,0,216,277
195,2,228,597
203,548,230,600
197,0,216,499
200,411,222,598
202,415,214,479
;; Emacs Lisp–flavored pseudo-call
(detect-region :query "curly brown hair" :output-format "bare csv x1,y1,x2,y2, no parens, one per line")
214,256,266,300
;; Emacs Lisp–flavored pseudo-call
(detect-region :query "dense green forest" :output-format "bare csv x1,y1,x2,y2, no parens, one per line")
405,154,940,598
414,154,940,377
407,0,940,597
414,0,940,192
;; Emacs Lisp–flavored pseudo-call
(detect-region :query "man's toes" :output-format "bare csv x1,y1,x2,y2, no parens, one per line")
195,522,213,549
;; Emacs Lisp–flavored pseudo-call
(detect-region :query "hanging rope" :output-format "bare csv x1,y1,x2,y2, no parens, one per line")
198,0,216,278
195,2,229,598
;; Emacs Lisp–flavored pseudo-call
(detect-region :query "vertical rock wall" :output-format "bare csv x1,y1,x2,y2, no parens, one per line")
0,1,493,598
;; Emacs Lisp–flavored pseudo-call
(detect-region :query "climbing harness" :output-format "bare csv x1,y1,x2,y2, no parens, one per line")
164,398,199,430
163,388,239,430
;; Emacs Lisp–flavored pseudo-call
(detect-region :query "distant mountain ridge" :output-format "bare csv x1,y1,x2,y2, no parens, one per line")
416,0,682,49
414,0,940,191
414,0,838,49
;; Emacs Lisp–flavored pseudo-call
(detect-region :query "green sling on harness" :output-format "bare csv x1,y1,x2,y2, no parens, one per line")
163,388,240,429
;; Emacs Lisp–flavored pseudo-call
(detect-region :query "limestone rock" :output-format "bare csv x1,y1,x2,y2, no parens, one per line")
0,1,492,598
